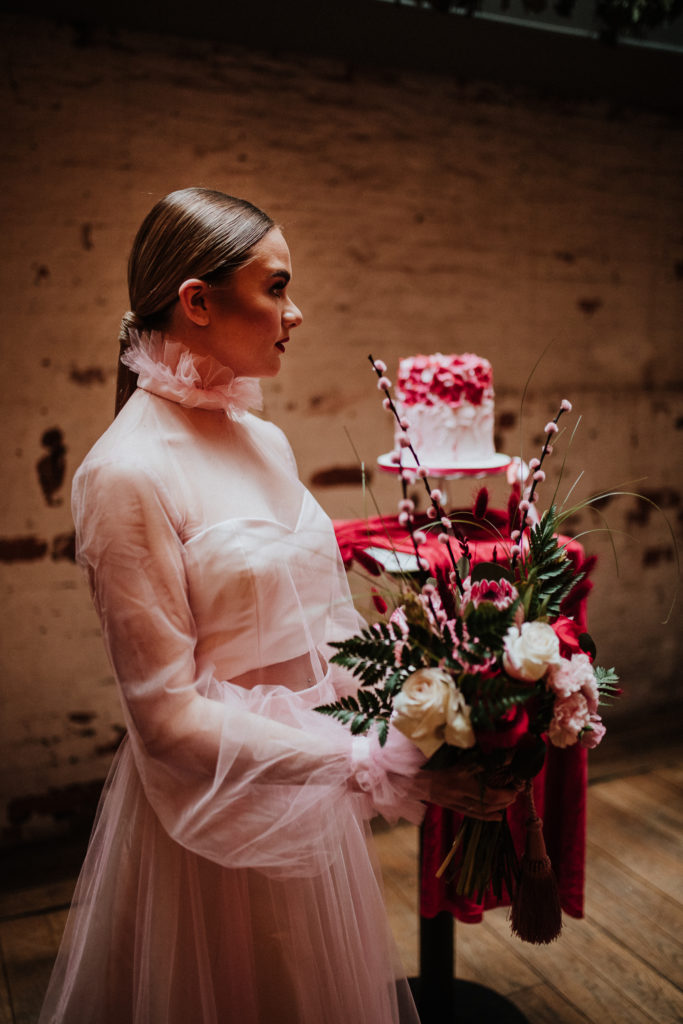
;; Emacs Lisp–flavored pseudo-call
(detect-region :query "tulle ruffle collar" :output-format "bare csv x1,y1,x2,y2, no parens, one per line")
121,331,263,417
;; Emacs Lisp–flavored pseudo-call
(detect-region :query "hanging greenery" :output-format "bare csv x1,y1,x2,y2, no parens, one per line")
422,0,683,41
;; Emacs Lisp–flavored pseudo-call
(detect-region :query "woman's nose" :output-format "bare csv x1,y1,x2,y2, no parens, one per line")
284,300,303,329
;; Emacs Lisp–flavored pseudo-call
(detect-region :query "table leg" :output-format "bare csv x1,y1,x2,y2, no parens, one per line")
409,913,528,1023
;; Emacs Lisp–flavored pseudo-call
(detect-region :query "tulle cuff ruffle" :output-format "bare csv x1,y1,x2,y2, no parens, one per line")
352,729,428,826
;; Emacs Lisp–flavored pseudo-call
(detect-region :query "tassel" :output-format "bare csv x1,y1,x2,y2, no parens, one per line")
510,782,563,944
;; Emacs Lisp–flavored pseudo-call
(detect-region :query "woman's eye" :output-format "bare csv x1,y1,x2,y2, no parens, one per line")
271,283,286,297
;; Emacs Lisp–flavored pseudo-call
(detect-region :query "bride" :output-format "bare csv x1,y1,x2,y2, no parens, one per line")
39,187,517,1024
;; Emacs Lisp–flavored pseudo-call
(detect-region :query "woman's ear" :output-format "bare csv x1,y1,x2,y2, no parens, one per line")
177,279,211,326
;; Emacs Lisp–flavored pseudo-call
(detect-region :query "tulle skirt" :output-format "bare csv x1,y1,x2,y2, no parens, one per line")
38,738,420,1024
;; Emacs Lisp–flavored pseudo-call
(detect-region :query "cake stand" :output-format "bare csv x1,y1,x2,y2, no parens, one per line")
377,451,514,513
377,449,528,1024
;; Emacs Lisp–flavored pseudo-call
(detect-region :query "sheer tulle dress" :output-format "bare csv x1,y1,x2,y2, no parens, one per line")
39,335,429,1024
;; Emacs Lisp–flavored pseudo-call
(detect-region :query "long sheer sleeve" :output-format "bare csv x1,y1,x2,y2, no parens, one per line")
73,455,426,878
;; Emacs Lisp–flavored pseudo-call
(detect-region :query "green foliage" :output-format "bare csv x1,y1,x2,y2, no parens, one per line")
516,507,584,620
460,674,539,730
464,599,519,653
594,665,621,704
424,0,683,40
315,689,393,744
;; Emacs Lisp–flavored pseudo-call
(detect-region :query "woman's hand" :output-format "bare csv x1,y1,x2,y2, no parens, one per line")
426,765,521,821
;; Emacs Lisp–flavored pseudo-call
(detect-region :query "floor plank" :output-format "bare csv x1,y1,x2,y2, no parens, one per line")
0,910,67,1024
584,872,683,988
0,966,13,1024
454,917,541,996
590,773,683,838
587,792,682,901
585,842,682,941
505,981,591,1024
486,906,683,1024
0,880,74,924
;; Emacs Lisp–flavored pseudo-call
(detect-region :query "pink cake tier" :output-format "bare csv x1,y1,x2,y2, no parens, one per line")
393,352,496,468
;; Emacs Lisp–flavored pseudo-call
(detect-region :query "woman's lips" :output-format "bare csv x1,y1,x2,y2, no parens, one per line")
275,339,288,353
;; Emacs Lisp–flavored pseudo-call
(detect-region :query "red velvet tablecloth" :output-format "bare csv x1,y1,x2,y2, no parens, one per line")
333,510,592,922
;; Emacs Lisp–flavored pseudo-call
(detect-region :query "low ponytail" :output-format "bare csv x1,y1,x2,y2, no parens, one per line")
115,310,144,416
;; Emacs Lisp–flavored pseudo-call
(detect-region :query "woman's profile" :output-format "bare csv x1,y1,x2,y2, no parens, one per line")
39,187,516,1024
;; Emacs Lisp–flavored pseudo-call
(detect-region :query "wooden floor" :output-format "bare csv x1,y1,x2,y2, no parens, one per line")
1,734,681,1023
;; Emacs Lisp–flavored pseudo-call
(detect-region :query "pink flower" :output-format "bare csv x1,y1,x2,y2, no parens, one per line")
582,672,600,715
416,466,429,479
548,692,591,748
373,359,387,373
399,418,410,430
544,421,559,435
529,458,541,470
561,399,573,412
580,714,606,749
463,578,519,611
430,488,443,503
533,469,546,483
377,376,392,391
413,530,427,545
398,499,415,513
399,434,411,447
382,397,392,411
426,506,437,519
389,605,409,637
546,652,595,700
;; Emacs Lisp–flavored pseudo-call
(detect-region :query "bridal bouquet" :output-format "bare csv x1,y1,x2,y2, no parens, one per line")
316,355,622,943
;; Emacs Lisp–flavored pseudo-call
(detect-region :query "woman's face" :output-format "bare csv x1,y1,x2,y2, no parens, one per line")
201,227,303,378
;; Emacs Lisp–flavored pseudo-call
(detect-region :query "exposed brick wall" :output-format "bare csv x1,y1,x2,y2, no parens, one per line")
1,16,681,843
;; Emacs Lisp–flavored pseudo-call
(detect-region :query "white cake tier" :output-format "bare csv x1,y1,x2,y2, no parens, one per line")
394,395,495,467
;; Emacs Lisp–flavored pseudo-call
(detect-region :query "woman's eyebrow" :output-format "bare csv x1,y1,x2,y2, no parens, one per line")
270,269,291,282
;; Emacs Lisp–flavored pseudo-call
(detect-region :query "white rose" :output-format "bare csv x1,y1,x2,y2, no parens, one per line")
392,668,450,757
444,686,475,749
503,621,561,682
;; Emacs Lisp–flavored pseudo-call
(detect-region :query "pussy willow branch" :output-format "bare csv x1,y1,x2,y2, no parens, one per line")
368,354,464,593
512,403,571,569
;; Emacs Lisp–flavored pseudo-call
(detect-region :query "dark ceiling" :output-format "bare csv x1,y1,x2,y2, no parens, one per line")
5,0,682,112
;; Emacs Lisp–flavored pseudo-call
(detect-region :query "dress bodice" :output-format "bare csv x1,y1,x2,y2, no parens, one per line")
74,335,359,691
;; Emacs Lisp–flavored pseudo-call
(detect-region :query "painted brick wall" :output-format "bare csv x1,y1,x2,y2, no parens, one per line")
1,16,681,844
